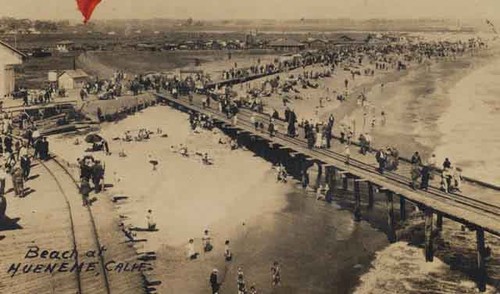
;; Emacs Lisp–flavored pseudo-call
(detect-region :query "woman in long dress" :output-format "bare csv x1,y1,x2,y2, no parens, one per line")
314,131,322,148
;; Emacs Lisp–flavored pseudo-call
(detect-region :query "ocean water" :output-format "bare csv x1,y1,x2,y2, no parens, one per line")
434,54,500,186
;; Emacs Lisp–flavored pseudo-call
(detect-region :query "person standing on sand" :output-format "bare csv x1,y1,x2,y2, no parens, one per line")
202,229,213,252
224,240,232,261
146,209,156,231
271,261,281,286
80,178,91,206
210,269,221,294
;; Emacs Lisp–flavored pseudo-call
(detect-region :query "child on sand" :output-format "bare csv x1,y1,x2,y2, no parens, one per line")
224,240,232,261
187,239,199,260
146,209,156,231
202,230,213,252
271,261,281,286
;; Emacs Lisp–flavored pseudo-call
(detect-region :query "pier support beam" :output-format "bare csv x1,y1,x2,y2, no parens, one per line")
476,228,487,292
316,162,323,189
353,179,362,222
399,196,406,222
367,182,374,210
436,214,443,231
424,207,434,262
325,167,334,203
342,173,349,191
385,190,396,243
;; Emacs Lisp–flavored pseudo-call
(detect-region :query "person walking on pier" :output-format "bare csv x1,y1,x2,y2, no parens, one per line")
411,152,422,166
344,144,351,165
410,165,421,190
376,149,387,174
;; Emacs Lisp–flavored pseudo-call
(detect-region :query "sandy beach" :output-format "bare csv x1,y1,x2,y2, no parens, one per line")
45,39,500,293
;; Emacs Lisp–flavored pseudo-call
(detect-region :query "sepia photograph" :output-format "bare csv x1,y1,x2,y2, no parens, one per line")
0,0,499,293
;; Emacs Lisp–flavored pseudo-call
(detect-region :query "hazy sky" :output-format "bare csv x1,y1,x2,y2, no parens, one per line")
0,0,499,21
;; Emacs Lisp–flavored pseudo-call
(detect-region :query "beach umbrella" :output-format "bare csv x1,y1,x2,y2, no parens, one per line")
85,134,103,143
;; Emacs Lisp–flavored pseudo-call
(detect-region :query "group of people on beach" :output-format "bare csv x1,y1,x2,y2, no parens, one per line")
78,155,105,206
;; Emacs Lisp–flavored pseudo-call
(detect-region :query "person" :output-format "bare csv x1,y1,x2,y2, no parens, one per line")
426,154,437,179
251,114,257,130
443,158,451,169
344,144,351,164
410,165,420,190
237,267,246,294
11,166,24,197
420,165,430,191
0,166,6,196
411,152,422,166
92,161,105,193
80,178,91,206
224,240,232,261
232,113,238,126
146,209,156,230
20,154,31,181
210,269,220,294
202,229,213,252
452,167,463,192
187,239,199,260
271,261,281,286
249,285,258,294
375,149,386,174
41,137,49,160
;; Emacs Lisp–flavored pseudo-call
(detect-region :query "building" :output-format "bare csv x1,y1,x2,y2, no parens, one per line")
0,40,25,98
303,38,329,50
268,39,305,52
56,40,75,53
58,69,89,90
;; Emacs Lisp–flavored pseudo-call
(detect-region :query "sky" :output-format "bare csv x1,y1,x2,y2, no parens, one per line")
0,0,499,21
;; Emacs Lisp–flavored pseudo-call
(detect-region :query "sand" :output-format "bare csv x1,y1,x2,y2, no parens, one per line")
47,42,500,293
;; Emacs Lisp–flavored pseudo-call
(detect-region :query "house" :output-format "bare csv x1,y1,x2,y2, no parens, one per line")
0,40,25,98
58,69,89,90
303,38,329,50
268,39,305,52
329,35,367,47
56,40,75,53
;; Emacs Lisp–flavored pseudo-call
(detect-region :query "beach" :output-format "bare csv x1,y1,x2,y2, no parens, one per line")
45,40,500,293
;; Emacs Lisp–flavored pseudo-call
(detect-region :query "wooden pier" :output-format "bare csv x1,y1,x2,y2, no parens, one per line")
156,91,500,292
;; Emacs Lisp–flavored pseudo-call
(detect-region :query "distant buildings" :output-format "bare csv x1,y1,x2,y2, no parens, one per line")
56,40,75,53
268,39,306,52
0,40,25,98
58,69,89,90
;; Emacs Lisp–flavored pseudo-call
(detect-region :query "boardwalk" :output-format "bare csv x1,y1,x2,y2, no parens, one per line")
0,157,145,294
156,90,500,291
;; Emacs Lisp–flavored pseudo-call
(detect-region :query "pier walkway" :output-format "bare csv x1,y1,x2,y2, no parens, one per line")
156,91,500,291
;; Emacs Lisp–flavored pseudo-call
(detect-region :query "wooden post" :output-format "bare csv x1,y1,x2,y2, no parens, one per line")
331,167,337,189
424,207,434,262
316,162,323,189
436,213,443,231
354,179,362,222
476,228,487,292
342,174,349,191
386,191,396,243
326,166,334,203
399,196,406,222
367,182,374,210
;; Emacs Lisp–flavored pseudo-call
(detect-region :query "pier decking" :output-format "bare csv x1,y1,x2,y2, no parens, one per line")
156,91,500,292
